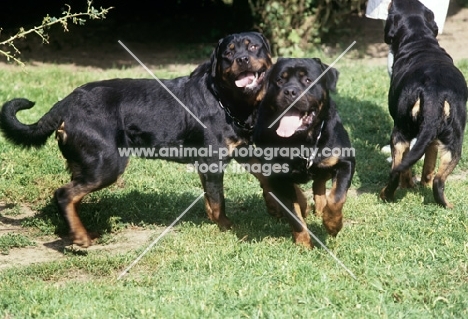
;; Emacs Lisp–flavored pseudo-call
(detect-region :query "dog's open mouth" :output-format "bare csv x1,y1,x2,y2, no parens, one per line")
235,71,265,89
276,108,315,138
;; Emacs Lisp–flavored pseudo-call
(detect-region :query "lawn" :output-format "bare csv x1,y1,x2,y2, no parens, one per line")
0,56,468,318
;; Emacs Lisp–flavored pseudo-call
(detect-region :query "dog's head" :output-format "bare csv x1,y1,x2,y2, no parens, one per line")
385,0,438,45
262,58,338,138
210,32,272,100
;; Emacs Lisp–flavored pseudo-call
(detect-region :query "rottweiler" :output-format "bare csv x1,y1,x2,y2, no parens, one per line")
254,58,355,248
0,32,272,247
380,0,468,208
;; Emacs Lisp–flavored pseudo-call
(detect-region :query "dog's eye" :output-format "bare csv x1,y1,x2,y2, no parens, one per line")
248,44,258,51
276,78,284,85
305,78,312,84
224,51,233,57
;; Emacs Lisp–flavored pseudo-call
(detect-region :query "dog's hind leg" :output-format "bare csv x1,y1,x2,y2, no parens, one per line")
198,172,232,230
55,159,127,247
55,181,99,247
433,148,459,208
56,139,129,247
399,144,414,189
380,130,410,201
421,140,439,186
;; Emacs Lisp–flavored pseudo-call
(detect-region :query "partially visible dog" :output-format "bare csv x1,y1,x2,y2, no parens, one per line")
0,32,273,247
380,0,467,208
254,58,355,248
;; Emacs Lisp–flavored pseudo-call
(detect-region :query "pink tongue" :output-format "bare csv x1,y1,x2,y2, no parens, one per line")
276,109,302,138
235,73,255,87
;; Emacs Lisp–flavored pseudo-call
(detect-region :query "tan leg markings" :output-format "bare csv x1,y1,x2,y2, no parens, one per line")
246,158,283,218
294,184,309,218
225,138,245,156
392,141,409,169
198,173,231,228
421,140,439,186
436,149,454,181
313,179,327,217
198,173,213,220
393,140,414,188
204,195,232,230
66,191,92,247
399,169,414,188
322,180,345,237
435,149,456,209
380,137,409,200
291,202,312,248
318,156,339,168
203,196,214,220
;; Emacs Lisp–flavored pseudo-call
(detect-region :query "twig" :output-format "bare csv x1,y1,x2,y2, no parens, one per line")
0,0,113,66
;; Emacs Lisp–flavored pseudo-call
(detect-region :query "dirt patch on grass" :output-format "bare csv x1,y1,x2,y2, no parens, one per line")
0,203,159,270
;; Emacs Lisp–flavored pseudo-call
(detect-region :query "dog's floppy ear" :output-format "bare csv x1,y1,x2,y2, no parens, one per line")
384,12,401,44
256,61,277,103
423,6,438,37
210,37,224,78
254,32,271,54
313,58,339,92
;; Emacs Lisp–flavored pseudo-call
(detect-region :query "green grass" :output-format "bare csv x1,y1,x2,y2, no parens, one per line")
1,59,468,318
0,233,35,254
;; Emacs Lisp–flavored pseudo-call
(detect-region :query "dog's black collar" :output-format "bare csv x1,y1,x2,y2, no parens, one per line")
299,121,325,169
210,83,253,132
217,99,253,131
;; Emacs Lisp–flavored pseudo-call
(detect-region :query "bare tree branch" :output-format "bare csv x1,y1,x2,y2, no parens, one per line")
0,1,113,66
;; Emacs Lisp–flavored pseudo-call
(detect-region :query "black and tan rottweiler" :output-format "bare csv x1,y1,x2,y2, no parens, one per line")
380,0,468,208
0,32,272,247
254,58,355,248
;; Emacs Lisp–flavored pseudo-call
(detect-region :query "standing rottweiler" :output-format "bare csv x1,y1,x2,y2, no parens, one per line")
254,58,355,248
380,0,468,208
0,32,272,247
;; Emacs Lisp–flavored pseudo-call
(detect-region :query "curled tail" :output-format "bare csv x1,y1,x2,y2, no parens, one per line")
0,98,62,148
394,91,445,173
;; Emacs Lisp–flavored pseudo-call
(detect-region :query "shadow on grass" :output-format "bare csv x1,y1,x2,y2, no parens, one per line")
226,194,330,248
1,190,335,251
333,95,393,195
1,189,326,251
26,190,210,237
387,183,440,206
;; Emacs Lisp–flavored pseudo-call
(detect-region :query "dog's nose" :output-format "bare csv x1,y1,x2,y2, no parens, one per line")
283,88,297,97
236,56,250,65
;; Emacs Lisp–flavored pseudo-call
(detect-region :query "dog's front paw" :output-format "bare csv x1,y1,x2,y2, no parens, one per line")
445,202,454,209
420,174,434,187
380,187,395,202
217,216,233,230
263,194,283,218
293,230,313,249
71,231,93,248
322,206,343,237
